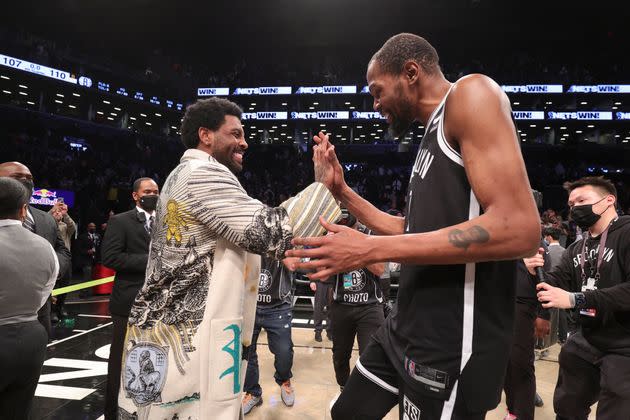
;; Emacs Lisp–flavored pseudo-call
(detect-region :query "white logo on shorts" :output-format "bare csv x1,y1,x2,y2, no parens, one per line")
403,395,421,420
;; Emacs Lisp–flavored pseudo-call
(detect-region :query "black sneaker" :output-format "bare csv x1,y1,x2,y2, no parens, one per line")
326,330,333,341
315,331,322,342
535,392,544,407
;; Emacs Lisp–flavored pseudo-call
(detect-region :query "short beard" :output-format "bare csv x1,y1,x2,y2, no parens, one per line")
388,116,413,139
212,146,242,175
218,158,241,175
387,93,415,139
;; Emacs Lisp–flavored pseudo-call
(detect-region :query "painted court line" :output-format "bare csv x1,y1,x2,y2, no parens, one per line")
47,322,113,348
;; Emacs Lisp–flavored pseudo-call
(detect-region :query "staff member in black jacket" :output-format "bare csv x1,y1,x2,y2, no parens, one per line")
526,177,630,419
101,177,159,420
0,161,71,339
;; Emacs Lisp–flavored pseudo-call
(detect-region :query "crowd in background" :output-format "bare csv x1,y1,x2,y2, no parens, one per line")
2,28,628,103
2,111,629,235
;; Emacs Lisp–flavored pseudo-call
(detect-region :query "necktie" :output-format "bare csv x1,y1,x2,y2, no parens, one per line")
23,214,35,232
146,215,154,234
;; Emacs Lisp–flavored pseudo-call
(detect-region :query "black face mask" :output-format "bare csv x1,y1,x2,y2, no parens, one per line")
19,179,34,195
570,197,609,230
139,194,159,212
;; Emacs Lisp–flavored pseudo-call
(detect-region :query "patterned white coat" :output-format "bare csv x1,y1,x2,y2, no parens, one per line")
118,149,340,420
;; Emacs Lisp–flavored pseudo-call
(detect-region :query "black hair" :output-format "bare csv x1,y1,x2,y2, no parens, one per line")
563,176,617,199
370,33,440,76
0,177,30,219
542,226,561,240
180,97,243,149
133,177,155,192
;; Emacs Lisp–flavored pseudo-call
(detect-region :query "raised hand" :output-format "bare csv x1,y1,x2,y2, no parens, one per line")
312,131,346,197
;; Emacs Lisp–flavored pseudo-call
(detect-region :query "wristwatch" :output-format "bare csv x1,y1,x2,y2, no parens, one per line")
573,292,587,309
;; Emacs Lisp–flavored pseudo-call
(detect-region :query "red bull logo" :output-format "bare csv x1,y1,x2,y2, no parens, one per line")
28,187,74,207
33,189,58,199
30,188,60,206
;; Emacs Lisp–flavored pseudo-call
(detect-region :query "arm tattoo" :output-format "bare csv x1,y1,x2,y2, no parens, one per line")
448,225,490,250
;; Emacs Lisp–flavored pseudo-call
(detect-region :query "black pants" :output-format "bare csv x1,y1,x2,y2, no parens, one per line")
329,302,384,387
0,321,48,420
54,266,72,312
331,340,486,420
37,297,52,340
554,331,630,419
314,281,332,333
104,314,128,420
503,301,536,420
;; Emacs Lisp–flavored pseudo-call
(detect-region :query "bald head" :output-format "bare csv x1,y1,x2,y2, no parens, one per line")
0,161,32,180
0,161,34,195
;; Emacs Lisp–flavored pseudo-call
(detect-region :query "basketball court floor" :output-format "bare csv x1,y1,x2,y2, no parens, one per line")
31,296,596,419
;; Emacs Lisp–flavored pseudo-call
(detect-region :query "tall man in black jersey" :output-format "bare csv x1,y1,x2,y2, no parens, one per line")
286,33,540,419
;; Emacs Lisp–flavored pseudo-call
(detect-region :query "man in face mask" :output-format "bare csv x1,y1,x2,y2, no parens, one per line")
0,161,71,338
101,177,159,420
525,176,630,419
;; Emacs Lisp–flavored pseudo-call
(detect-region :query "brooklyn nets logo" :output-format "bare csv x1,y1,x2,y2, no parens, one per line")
258,269,272,293
343,270,366,292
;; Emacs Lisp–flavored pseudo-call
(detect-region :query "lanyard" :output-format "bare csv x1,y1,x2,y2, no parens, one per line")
579,222,612,283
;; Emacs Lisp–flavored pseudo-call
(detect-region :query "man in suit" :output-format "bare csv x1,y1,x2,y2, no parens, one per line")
75,222,99,283
0,162,71,339
101,177,159,420
543,226,569,344
0,177,59,420
543,226,566,270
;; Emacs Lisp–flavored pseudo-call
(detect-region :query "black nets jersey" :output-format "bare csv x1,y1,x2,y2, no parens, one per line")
374,87,517,411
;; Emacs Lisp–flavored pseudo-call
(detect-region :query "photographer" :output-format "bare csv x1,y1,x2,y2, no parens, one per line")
525,177,630,419
328,217,385,392
242,256,297,415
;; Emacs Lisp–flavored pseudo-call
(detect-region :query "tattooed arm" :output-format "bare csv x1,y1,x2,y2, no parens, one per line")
287,75,540,279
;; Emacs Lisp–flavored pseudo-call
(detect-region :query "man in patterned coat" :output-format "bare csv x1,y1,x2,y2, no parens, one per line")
117,98,340,420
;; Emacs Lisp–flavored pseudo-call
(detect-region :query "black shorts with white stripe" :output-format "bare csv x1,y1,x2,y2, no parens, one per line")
331,339,486,420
